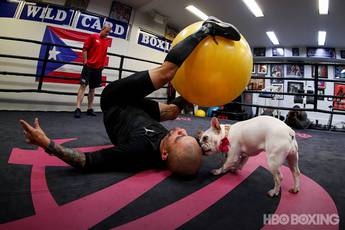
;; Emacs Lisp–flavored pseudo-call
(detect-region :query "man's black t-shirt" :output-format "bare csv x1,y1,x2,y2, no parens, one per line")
84,104,169,171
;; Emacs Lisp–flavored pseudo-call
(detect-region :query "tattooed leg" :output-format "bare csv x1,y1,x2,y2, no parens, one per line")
45,141,86,169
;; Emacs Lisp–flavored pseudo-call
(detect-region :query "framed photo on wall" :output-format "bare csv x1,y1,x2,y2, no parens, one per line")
109,1,132,24
272,48,284,56
286,64,304,77
258,64,268,74
272,83,284,100
317,89,325,100
253,48,266,57
333,83,345,110
307,47,335,58
312,65,328,78
288,81,304,93
340,50,345,59
292,48,299,56
252,64,256,74
247,78,265,90
318,81,326,89
271,64,284,83
335,65,345,79
165,25,178,41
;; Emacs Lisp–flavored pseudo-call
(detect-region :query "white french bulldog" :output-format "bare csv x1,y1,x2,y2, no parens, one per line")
198,116,300,197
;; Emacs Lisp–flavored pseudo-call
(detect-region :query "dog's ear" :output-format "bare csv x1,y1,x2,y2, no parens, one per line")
211,117,221,132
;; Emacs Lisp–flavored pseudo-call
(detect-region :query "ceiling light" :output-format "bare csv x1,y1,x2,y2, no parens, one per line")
242,0,264,17
185,5,208,20
266,31,279,45
318,31,326,46
319,0,329,15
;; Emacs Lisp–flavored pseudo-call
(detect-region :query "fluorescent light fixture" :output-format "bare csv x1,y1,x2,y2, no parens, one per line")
319,0,329,15
243,0,264,17
318,31,326,46
266,31,279,45
185,5,208,20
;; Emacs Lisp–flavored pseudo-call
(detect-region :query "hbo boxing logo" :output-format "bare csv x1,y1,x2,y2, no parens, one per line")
263,213,339,225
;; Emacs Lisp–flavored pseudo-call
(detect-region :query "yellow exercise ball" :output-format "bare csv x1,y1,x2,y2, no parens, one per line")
195,109,206,117
171,21,253,107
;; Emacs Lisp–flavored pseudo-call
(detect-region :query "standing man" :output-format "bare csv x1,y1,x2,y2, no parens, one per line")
74,25,112,118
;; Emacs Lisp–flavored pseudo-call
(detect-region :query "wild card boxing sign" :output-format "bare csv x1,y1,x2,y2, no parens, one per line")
76,13,129,39
19,2,74,26
18,2,129,39
138,29,172,53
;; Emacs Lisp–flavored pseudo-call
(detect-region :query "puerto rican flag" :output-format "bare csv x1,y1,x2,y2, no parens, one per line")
36,26,112,85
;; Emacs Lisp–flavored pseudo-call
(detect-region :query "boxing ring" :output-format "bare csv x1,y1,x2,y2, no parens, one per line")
0,36,168,110
0,36,344,229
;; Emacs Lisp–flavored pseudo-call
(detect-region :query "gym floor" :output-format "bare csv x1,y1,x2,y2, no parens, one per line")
0,111,343,229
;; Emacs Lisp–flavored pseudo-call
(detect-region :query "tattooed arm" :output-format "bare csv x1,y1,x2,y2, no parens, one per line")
20,118,86,169
45,141,86,168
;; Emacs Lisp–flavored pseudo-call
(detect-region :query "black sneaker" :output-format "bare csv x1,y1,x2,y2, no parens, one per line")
74,108,81,118
202,16,241,41
86,108,97,116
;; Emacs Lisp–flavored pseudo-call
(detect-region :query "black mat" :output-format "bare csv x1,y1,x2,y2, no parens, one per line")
0,111,344,229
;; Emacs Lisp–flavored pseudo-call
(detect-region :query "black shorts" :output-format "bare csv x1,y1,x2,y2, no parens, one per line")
100,71,160,121
80,65,102,89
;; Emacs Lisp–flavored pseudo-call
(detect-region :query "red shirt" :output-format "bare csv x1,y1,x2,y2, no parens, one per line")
83,34,110,69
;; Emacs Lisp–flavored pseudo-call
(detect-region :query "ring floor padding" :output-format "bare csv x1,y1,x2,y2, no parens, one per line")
0,111,343,229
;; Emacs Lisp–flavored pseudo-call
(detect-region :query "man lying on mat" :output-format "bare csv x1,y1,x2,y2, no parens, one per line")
20,17,241,177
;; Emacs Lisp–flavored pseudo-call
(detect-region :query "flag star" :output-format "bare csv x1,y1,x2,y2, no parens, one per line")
48,46,61,60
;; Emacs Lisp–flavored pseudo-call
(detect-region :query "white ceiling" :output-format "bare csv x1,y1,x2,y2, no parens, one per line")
119,0,345,49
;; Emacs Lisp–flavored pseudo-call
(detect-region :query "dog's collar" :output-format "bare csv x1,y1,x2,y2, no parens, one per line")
218,125,231,153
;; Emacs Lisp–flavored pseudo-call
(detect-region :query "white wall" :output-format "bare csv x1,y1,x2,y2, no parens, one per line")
0,2,168,111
